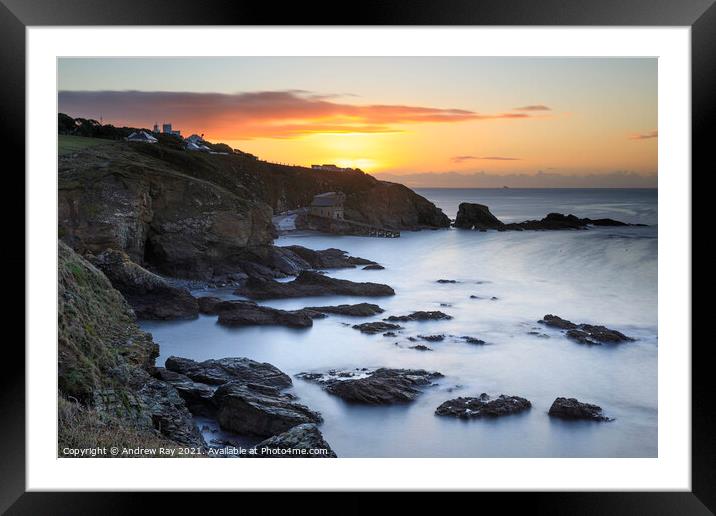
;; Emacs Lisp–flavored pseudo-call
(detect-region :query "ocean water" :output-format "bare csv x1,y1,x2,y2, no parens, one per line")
142,188,658,457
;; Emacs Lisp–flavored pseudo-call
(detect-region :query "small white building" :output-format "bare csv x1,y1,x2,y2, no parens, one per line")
126,131,158,144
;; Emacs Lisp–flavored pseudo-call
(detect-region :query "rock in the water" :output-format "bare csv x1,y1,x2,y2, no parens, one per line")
213,381,322,436
435,394,531,418
89,248,198,320
548,397,613,421
418,334,445,342
297,368,443,405
165,356,292,388
436,279,458,283
363,264,385,270
252,423,337,458
304,303,384,317
234,271,395,300
197,296,224,314
280,245,375,269
410,345,433,351
384,311,452,322
540,315,634,344
460,336,486,345
352,321,403,334
215,300,314,328
454,203,506,230
454,203,635,232
539,314,579,329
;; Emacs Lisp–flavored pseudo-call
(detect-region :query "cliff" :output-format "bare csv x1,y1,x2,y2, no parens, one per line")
59,138,449,280
58,241,204,451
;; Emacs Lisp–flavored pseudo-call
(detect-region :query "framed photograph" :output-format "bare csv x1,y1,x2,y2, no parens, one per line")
5,0,711,511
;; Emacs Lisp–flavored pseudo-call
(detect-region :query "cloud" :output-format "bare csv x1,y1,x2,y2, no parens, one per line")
451,155,522,163
513,105,551,111
58,90,537,140
629,130,658,140
374,170,657,189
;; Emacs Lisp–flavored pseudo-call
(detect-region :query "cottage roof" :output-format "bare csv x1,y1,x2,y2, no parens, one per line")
311,192,344,207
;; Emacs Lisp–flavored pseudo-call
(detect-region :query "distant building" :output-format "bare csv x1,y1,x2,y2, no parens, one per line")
311,164,351,172
186,134,204,144
186,141,211,152
309,192,345,220
153,123,160,133
162,123,181,137
126,131,158,144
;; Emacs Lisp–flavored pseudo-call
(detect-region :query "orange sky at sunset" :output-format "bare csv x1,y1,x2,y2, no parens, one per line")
58,57,657,187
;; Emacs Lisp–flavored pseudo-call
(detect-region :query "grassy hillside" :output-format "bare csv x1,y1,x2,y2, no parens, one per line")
59,135,116,155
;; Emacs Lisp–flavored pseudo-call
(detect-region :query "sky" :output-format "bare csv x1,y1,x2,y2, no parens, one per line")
58,57,657,187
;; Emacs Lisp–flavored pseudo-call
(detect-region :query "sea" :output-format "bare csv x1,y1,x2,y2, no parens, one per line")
141,188,658,457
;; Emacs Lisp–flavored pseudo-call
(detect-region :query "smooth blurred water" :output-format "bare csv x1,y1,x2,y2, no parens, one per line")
142,189,657,457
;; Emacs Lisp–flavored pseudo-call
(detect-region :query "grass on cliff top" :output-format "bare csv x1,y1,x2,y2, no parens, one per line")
59,135,115,155
58,396,191,458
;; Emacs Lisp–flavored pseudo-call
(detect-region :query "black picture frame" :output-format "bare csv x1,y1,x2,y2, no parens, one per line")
3,0,710,512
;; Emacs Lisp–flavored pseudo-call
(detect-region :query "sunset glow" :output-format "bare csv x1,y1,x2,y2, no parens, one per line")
58,57,657,186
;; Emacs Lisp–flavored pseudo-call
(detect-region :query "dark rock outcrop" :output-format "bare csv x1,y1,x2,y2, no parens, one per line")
297,368,443,405
454,203,506,230
418,334,445,342
160,356,323,437
460,336,486,345
164,356,292,388
352,321,403,334
410,345,433,351
435,393,532,418
252,423,337,458
539,314,579,330
539,315,634,344
213,381,322,436
215,300,315,328
89,248,198,320
304,303,385,317
548,397,613,421
363,264,385,270
235,271,395,300
454,203,637,232
384,311,452,322
279,246,375,269
436,279,458,284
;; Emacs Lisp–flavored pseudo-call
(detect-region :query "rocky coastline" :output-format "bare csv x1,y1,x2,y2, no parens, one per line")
57,135,644,458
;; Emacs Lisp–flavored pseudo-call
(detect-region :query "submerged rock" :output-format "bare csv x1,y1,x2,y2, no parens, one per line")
234,271,395,300
435,394,531,418
460,336,486,345
89,248,198,320
418,334,445,342
384,311,452,322
363,264,385,270
539,314,634,344
352,321,403,334
304,303,385,317
297,368,443,405
436,279,459,284
252,423,337,458
410,344,433,351
548,397,613,421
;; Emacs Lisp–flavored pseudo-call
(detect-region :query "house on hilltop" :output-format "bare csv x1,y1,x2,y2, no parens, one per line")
126,131,158,144
309,192,345,220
